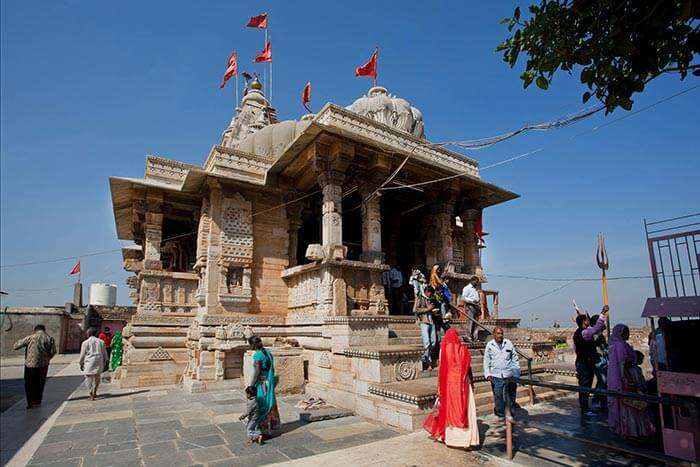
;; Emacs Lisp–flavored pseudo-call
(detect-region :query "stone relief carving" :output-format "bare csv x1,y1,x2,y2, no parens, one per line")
221,194,253,263
316,352,331,369
218,193,253,306
149,346,174,361
214,350,225,379
395,360,417,381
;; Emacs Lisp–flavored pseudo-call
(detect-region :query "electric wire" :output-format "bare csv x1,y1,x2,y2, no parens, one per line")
499,280,578,312
382,84,700,192
429,105,604,150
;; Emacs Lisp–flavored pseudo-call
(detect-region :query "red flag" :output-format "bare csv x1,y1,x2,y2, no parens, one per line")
302,81,311,112
355,50,378,78
69,260,81,275
255,41,272,63
246,13,268,29
219,51,237,89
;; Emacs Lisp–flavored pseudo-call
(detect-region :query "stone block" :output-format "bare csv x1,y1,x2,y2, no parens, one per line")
354,396,378,419
305,244,324,261
242,347,304,394
376,404,400,428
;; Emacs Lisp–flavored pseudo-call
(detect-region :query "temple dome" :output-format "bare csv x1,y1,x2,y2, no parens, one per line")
237,119,311,159
347,86,425,139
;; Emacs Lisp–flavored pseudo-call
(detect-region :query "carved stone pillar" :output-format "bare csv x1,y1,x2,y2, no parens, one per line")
143,192,164,270
359,189,383,264
318,171,346,260
434,203,455,265
459,208,481,275
201,180,223,314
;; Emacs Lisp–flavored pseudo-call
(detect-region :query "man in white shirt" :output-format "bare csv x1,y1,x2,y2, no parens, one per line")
460,276,481,341
483,327,520,418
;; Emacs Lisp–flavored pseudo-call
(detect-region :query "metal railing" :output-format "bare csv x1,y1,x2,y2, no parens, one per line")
449,303,535,404
502,376,696,465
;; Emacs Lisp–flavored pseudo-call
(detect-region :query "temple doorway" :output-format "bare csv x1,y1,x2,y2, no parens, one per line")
381,189,428,314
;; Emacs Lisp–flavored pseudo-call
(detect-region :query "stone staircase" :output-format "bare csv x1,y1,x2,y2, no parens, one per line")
353,316,578,430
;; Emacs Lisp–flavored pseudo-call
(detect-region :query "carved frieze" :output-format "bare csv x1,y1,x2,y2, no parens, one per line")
315,104,478,178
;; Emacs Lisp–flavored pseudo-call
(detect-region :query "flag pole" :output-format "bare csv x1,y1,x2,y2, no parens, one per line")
267,16,272,103
264,25,269,100
235,73,239,111
235,51,239,111
374,46,379,87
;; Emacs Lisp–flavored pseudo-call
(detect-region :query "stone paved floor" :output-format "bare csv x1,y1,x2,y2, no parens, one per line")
4,360,671,467
25,373,408,467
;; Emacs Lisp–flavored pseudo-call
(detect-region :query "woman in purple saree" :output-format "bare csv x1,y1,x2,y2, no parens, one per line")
607,324,655,438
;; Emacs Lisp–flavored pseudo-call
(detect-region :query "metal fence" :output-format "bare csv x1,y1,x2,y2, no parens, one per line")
502,377,696,465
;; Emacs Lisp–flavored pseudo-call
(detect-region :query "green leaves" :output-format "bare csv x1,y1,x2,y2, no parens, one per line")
521,70,535,88
496,0,700,112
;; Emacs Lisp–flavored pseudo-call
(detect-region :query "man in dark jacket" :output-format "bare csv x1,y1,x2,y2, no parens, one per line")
14,324,57,408
573,306,608,417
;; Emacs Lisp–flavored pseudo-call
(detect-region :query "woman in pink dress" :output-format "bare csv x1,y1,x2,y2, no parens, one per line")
424,328,480,448
607,324,655,438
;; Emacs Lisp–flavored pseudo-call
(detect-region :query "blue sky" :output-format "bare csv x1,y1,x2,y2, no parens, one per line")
1,1,698,326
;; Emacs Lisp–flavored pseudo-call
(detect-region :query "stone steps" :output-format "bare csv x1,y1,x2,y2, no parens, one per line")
366,371,575,430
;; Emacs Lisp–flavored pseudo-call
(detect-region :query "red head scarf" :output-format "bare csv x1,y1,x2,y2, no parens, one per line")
424,328,472,440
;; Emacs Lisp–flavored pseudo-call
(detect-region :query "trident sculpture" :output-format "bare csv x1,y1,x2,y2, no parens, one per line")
596,233,610,337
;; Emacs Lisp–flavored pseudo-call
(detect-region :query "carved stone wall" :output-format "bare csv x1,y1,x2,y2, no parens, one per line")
217,193,253,307
282,260,388,321
135,271,199,314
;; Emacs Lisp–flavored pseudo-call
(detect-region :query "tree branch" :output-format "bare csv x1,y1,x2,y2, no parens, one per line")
660,64,700,74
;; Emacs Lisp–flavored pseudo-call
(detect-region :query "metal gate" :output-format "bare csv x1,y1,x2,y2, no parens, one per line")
644,213,700,298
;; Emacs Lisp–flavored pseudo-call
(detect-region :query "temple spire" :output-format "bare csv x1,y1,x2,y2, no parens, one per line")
220,74,276,148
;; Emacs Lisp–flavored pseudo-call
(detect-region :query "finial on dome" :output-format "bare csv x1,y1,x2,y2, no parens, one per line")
250,76,263,91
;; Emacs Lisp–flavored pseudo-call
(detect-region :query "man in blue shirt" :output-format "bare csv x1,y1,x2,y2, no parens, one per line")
483,327,520,418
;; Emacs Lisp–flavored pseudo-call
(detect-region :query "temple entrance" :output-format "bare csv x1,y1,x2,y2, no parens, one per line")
381,189,428,314
296,192,321,265
342,191,363,261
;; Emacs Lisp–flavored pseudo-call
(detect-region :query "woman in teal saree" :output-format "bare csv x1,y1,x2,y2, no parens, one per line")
248,336,280,435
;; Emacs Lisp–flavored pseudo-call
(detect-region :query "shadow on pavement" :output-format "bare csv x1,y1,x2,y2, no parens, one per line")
67,389,150,402
482,397,665,466
0,373,84,465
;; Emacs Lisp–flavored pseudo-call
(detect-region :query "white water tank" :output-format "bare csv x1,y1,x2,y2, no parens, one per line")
89,283,117,306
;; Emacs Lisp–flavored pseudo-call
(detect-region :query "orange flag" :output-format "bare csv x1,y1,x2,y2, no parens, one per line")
219,51,238,89
69,260,81,275
246,13,268,29
255,41,272,63
302,81,311,112
355,50,378,78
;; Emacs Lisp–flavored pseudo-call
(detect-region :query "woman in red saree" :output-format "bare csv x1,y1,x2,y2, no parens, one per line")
424,328,479,448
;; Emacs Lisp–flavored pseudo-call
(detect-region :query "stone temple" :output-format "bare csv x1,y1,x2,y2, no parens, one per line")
109,78,538,430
